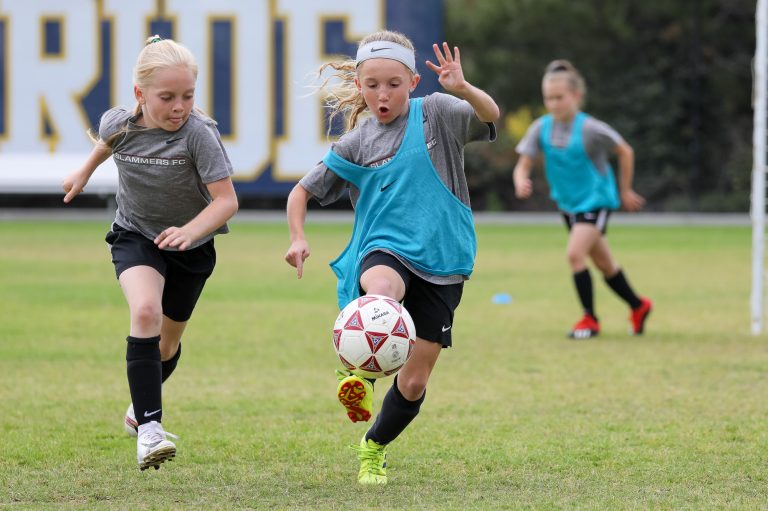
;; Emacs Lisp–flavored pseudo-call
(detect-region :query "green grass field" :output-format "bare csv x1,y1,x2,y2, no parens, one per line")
1,219,765,510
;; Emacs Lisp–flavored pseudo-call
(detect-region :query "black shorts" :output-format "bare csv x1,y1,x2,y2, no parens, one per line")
359,251,464,347
562,209,611,235
105,224,216,322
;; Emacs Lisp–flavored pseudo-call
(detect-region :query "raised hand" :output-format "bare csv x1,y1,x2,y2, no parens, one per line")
425,42,467,94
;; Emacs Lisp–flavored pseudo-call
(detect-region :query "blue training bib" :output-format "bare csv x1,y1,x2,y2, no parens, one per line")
540,112,620,213
324,98,477,308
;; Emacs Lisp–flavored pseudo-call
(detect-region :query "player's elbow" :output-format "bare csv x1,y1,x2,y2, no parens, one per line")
228,194,239,217
220,190,239,219
618,142,634,161
477,104,501,124
487,104,501,123
287,183,311,208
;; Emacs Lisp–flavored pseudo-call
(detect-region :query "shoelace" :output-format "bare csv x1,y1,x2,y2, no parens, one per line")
140,425,180,444
350,443,386,475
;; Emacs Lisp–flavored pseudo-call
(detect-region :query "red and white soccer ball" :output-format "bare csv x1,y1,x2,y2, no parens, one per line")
333,294,416,379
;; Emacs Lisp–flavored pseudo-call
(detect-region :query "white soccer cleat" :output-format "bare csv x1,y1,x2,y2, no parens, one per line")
136,421,178,471
124,403,138,437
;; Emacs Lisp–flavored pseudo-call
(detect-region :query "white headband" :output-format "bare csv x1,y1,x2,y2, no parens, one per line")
355,41,417,73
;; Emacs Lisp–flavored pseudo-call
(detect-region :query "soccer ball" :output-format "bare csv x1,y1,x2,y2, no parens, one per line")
333,294,416,379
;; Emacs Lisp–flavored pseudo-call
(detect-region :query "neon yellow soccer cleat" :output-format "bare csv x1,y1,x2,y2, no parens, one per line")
352,436,387,485
336,370,373,423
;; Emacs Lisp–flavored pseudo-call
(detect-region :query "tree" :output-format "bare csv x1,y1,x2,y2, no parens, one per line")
446,0,755,211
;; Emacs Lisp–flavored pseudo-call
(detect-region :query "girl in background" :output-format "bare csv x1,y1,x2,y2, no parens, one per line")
513,60,651,339
285,30,499,485
63,36,238,470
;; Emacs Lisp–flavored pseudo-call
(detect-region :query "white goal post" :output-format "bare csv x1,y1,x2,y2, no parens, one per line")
751,0,767,334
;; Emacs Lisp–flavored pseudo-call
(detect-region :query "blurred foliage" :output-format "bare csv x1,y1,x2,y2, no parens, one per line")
445,0,756,211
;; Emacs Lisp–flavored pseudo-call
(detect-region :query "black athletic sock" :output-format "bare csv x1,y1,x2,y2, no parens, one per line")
366,377,424,446
161,343,181,383
573,269,596,318
605,269,642,309
126,335,162,426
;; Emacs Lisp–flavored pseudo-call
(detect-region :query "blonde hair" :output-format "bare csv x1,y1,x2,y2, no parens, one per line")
318,30,417,133
98,36,198,148
132,36,198,116
542,59,587,104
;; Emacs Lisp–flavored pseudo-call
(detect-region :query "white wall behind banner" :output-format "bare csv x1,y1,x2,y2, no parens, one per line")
0,0,442,197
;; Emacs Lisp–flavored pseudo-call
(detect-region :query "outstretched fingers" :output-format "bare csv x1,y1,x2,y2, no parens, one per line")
433,42,459,65
425,42,463,77
451,44,460,65
432,43,447,66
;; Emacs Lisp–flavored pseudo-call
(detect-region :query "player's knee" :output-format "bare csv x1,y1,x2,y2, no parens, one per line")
365,277,400,299
131,302,162,331
159,339,180,360
566,249,585,269
397,374,428,401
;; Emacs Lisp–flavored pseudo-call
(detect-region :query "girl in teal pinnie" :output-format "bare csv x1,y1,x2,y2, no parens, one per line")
514,60,652,340
284,30,499,485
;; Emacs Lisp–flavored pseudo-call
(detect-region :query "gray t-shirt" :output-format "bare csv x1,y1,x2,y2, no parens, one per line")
516,115,624,174
99,107,234,249
300,92,496,283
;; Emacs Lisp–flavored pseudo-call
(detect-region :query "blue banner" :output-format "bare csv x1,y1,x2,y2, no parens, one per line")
0,0,443,197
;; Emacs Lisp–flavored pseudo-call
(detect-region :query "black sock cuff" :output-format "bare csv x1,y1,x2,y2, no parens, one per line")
160,343,182,383
604,268,624,283
166,343,181,363
126,335,161,345
126,336,161,361
392,376,426,408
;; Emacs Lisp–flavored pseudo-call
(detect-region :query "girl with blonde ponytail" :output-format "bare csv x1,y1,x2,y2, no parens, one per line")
62,36,238,471
318,31,418,132
285,29,499,485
